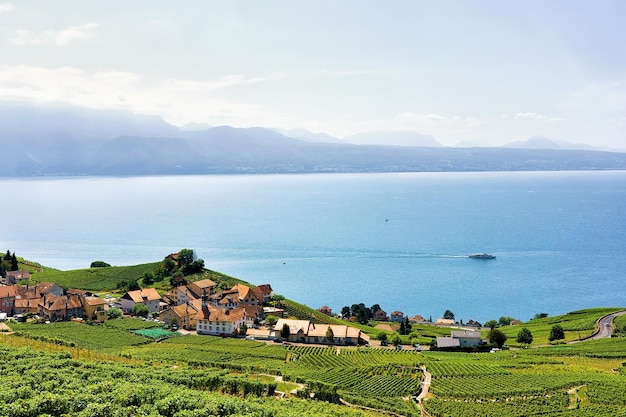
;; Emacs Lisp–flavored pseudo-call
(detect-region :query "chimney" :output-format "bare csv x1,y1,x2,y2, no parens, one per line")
201,288,208,308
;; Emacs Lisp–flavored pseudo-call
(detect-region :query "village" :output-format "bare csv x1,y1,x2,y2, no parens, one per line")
1,267,487,350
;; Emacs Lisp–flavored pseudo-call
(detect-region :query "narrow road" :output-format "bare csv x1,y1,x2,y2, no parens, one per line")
590,310,626,340
415,365,432,417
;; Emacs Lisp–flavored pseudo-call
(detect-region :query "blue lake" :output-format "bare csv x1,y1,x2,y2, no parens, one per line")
2,171,625,323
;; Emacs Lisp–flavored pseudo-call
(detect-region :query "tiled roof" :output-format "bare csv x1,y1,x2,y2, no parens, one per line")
6,270,31,279
274,318,311,335
0,286,17,298
84,296,106,306
437,337,461,348
451,330,481,339
42,294,82,311
15,298,39,308
195,305,245,322
16,286,39,299
123,288,161,303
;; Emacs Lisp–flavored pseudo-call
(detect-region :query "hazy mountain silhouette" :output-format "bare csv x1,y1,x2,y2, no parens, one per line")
342,130,442,147
2,102,626,176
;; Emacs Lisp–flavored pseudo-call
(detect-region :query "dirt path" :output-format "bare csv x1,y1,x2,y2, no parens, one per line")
415,365,432,417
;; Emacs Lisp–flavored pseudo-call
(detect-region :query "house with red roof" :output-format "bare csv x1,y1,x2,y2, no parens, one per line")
120,288,161,313
39,294,83,321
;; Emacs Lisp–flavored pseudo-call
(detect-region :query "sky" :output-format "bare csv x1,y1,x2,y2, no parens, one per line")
0,1,625,148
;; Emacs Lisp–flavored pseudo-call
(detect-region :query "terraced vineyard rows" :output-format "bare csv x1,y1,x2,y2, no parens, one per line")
421,338,626,416
0,344,377,417
285,345,423,416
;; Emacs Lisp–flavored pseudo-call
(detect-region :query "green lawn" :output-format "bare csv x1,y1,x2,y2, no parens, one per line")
32,263,161,291
490,308,622,346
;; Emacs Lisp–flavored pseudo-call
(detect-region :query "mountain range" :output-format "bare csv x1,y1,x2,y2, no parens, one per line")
2,101,626,176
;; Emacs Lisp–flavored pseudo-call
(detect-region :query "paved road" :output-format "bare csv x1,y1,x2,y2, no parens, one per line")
590,310,626,340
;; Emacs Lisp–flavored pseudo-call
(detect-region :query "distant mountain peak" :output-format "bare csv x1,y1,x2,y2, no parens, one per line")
342,130,443,147
273,128,341,143
179,122,212,131
504,135,563,150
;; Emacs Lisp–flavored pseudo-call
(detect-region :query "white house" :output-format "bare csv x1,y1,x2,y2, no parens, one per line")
195,305,245,336
436,330,483,349
274,318,368,346
120,288,161,313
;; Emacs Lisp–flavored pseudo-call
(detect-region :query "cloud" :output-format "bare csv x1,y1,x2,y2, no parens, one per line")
166,75,265,93
513,112,562,122
8,23,98,45
0,65,274,127
0,3,12,13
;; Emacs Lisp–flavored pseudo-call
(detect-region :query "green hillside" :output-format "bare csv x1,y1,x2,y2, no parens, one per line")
3,254,626,416
32,263,161,291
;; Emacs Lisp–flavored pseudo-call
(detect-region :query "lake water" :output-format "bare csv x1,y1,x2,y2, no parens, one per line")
2,171,625,323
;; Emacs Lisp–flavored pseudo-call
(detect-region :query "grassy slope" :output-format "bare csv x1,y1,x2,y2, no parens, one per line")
492,308,623,346
32,263,161,291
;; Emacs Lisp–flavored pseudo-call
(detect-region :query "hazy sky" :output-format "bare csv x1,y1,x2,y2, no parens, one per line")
1,1,625,147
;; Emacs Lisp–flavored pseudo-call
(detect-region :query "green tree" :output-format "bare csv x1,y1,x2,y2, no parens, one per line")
370,304,381,314
533,312,549,320
340,306,351,319
265,315,278,326
484,319,498,329
178,249,195,267
325,326,334,343
106,307,122,319
281,323,290,340
488,328,507,348
389,332,401,347
516,328,533,345
399,320,406,335
377,332,388,342
356,307,369,325
403,317,412,334
142,271,154,286
498,316,515,326
10,252,18,271
170,272,187,288
132,303,150,318
90,261,111,268
549,324,565,342
239,323,248,335
408,331,420,344
443,310,455,320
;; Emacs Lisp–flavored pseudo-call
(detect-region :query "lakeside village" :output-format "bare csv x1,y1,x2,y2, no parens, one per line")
1,250,492,350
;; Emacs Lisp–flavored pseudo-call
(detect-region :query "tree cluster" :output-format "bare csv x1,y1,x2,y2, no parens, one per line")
340,303,382,325
0,250,19,277
90,261,111,268
484,316,517,329
163,249,205,287
398,318,412,335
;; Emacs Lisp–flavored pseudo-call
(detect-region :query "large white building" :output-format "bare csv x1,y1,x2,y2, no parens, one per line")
436,330,483,349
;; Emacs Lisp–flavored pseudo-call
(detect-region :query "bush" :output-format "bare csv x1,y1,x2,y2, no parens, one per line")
90,261,111,268
516,328,533,345
489,329,507,348
132,304,150,318
107,308,122,320
549,325,565,342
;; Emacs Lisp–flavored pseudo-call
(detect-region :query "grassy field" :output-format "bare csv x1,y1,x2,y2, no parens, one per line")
0,343,379,417
422,337,626,416
2,307,626,416
5,257,626,416
32,263,161,291
489,308,622,346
